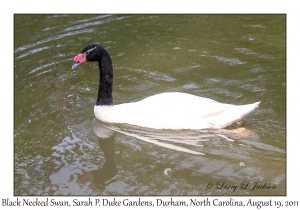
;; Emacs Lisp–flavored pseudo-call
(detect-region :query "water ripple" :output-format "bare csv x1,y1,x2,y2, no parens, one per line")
16,46,51,59
15,29,94,53
212,56,247,66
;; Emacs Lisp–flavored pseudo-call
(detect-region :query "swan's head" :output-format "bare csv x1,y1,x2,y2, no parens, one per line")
72,44,100,69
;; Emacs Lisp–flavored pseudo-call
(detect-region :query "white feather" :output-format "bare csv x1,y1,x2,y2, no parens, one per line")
94,92,260,130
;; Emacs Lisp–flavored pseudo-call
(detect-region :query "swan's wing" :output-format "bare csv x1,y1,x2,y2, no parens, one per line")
139,92,219,104
137,92,233,118
99,92,259,129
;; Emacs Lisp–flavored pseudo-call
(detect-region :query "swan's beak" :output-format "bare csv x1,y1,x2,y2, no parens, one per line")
72,62,81,69
72,53,87,69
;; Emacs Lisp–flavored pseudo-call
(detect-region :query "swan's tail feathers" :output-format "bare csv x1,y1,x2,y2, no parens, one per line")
207,101,260,129
240,101,260,116
253,101,260,108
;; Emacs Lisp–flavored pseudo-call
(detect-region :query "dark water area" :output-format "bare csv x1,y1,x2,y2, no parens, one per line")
14,14,285,195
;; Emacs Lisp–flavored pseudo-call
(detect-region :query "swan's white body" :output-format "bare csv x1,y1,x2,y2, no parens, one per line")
94,92,260,130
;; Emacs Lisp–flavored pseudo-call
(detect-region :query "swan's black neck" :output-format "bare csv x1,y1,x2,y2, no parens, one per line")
96,47,113,106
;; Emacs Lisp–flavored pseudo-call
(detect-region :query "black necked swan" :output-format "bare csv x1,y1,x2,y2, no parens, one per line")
72,44,260,130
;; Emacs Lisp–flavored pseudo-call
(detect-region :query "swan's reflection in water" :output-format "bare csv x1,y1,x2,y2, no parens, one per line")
77,124,117,188
78,119,258,188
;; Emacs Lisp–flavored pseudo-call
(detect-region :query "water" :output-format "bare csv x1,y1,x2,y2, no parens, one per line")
14,14,286,195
